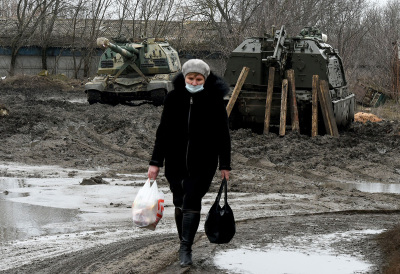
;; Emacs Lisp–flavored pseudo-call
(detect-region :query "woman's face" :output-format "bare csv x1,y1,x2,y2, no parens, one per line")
185,73,205,86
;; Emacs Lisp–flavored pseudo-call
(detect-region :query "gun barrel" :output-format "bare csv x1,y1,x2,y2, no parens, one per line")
97,37,139,59
107,43,135,58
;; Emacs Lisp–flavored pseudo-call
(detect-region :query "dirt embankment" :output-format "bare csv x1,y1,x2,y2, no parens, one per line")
1,75,400,273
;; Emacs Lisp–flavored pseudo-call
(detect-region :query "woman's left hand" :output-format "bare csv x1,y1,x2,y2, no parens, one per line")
221,170,230,180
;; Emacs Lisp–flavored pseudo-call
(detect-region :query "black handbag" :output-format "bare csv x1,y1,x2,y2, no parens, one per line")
204,178,236,244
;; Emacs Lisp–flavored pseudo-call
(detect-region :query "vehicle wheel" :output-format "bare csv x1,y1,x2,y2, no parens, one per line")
101,92,119,106
87,90,102,105
151,89,167,106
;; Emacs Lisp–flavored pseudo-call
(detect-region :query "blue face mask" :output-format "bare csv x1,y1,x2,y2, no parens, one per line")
185,83,204,93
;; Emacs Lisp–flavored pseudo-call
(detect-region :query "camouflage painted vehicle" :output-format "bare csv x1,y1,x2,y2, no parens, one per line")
85,36,181,105
224,26,355,134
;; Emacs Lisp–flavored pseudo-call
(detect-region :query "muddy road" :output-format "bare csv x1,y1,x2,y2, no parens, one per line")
1,77,400,273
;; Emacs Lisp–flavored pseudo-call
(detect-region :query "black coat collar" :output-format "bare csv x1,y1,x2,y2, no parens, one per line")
172,72,230,99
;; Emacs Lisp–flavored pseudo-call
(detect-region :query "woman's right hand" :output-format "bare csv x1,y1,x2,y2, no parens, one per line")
148,165,160,180
221,169,230,180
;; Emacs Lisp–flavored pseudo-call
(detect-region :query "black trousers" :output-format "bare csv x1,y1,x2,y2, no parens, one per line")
168,174,214,211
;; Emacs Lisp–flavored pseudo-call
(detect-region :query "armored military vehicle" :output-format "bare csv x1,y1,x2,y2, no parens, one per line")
85,36,181,105
224,26,355,134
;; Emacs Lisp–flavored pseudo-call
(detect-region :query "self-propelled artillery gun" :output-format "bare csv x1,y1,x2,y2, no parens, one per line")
85,36,181,105
224,26,355,134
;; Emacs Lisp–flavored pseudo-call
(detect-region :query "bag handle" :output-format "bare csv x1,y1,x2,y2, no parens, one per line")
146,178,157,185
223,178,228,206
215,178,228,206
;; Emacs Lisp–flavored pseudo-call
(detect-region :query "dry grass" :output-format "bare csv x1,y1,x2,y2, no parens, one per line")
358,100,400,121
376,224,400,274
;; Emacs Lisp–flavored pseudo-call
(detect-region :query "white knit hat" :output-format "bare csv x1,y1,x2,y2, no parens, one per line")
182,59,210,79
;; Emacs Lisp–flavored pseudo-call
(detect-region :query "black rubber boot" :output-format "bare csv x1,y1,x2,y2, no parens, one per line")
174,207,183,241
179,211,200,267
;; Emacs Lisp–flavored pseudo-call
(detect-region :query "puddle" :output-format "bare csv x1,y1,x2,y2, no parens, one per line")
335,181,400,194
0,200,80,243
215,230,380,274
348,181,400,194
0,173,85,244
0,165,149,244
215,249,371,274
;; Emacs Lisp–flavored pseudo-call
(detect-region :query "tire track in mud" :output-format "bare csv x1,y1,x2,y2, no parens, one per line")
2,234,178,274
2,211,400,273
160,212,400,273
75,106,160,163
82,127,150,160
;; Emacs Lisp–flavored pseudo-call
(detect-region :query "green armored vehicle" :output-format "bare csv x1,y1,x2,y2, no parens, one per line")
224,26,355,133
85,36,181,105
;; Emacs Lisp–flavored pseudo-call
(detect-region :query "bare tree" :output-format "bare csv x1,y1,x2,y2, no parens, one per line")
113,0,142,39
83,0,112,77
38,0,64,71
8,0,57,76
0,0,19,17
151,0,179,38
131,0,179,38
113,0,131,36
69,0,86,79
365,0,400,97
195,0,264,48
65,0,111,78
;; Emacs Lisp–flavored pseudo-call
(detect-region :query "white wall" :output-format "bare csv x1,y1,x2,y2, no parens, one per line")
0,55,100,79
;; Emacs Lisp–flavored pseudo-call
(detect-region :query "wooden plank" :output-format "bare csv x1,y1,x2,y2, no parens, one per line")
287,69,300,133
311,75,319,137
263,67,275,134
318,80,339,137
279,79,288,137
317,80,330,134
226,66,250,117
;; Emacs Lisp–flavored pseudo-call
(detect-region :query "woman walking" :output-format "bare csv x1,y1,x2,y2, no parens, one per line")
148,59,231,267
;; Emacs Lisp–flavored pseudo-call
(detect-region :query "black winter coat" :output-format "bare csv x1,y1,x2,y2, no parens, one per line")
150,72,231,183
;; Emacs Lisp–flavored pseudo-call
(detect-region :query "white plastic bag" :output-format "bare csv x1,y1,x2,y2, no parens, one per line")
144,189,164,231
132,179,164,230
